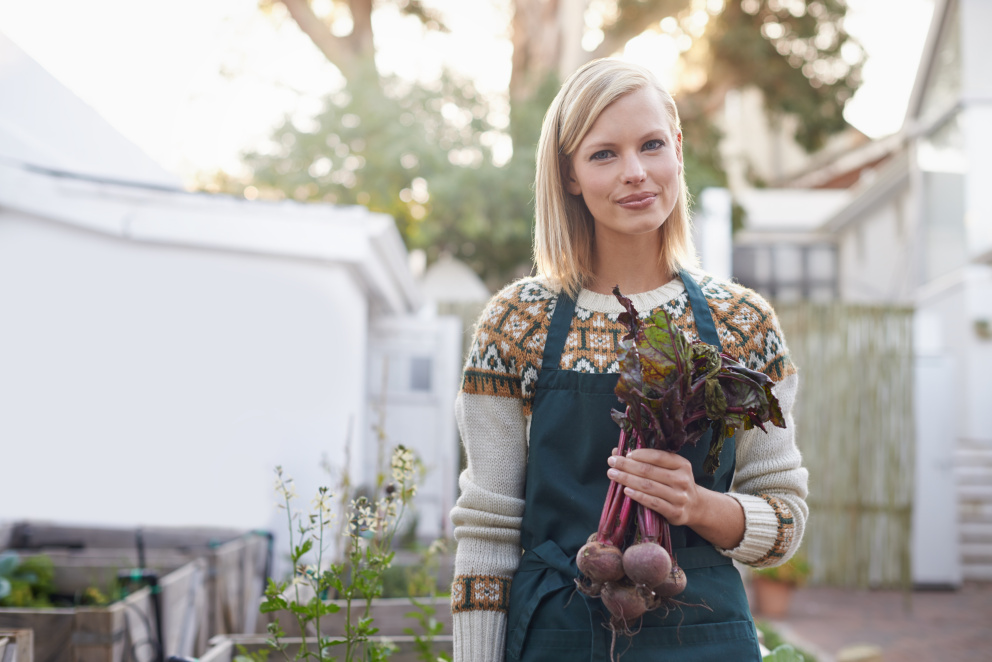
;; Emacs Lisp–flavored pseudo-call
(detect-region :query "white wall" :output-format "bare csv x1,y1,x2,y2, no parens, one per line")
692,188,732,280
0,212,369,532
836,186,917,304
366,314,462,542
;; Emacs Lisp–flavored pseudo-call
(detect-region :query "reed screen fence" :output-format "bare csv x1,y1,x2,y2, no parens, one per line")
775,302,915,589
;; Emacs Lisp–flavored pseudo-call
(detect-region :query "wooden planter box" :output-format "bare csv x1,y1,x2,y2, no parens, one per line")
0,630,34,662
200,634,454,662
0,559,206,662
0,522,272,662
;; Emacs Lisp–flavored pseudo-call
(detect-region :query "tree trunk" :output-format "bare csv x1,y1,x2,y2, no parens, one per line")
278,0,378,84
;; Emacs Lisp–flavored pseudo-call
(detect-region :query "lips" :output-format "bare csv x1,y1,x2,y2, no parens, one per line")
616,192,656,209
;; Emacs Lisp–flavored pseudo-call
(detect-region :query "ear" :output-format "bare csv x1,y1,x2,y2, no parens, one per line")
676,131,684,173
564,163,582,196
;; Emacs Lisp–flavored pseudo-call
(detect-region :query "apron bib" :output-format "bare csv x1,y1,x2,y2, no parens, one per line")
505,271,761,662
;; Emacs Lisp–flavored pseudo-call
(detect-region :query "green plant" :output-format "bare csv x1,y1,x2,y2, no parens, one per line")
0,551,55,608
402,539,452,662
259,444,420,661
756,621,817,662
763,644,809,661
752,556,811,587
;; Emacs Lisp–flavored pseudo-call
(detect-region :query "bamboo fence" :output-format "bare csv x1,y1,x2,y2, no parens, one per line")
775,302,915,589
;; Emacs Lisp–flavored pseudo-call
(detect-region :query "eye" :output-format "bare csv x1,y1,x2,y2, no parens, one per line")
590,149,613,161
643,139,665,151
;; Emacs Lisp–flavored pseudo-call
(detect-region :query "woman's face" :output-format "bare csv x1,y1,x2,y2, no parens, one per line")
566,86,683,245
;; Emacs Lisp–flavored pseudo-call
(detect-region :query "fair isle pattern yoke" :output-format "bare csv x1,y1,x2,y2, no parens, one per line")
461,275,795,417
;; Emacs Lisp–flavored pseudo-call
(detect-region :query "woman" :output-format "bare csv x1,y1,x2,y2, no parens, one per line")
449,58,808,661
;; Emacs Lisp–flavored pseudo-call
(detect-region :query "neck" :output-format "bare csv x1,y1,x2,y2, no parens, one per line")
586,233,676,295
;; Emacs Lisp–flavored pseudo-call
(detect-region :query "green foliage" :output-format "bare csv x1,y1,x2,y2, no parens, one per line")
235,1,865,285
239,71,537,288
763,644,810,662
0,551,55,608
402,540,451,662
753,555,812,587
260,446,447,661
612,287,785,464
756,620,818,661
700,0,864,152
235,643,271,662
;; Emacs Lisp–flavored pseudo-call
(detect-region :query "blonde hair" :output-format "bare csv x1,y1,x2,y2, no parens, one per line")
533,58,697,297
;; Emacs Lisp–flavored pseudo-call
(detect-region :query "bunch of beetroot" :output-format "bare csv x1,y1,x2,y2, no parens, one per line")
575,287,786,632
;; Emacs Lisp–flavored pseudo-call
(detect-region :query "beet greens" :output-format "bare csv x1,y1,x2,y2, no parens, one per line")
576,286,786,636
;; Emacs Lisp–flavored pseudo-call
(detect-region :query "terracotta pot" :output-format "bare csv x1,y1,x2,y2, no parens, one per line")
751,576,795,619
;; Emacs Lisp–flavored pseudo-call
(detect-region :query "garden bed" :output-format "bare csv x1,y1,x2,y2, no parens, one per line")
0,521,272,662
200,634,453,662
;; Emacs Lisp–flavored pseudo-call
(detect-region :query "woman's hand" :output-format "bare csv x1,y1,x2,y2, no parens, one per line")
607,448,699,526
607,448,746,550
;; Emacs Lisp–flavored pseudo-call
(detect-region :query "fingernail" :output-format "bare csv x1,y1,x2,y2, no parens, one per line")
607,456,617,467
607,468,619,479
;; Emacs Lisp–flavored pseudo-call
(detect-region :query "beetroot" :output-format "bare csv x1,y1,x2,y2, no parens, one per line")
622,541,672,588
572,287,786,648
600,581,649,626
653,565,687,598
577,539,625,584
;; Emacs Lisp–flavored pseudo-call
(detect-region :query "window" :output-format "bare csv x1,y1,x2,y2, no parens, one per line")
409,357,432,392
733,243,837,301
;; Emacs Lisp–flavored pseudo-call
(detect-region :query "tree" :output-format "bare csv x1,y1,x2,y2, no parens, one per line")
234,0,864,286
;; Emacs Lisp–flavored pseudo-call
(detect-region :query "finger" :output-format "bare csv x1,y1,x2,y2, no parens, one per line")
625,448,689,470
609,452,683,482
607,463,687,503
621,486,688,524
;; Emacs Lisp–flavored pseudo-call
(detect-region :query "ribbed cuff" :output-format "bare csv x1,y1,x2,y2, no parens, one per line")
452,609,508,662
717,492,783,565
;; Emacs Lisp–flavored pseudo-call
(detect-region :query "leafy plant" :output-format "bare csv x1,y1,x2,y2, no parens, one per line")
259,444,422,661
763,644,810,661
403,539,452,662
756,621,817,661
0,551,55,608
753,556,811,587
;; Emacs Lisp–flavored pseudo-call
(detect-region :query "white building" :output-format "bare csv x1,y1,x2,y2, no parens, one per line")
0,32,461,545
825,0,992,585
730,0,992,585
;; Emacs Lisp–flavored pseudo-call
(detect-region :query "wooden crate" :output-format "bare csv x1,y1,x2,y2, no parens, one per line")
0,630,33,662
0,559,207,662
2,522,272,646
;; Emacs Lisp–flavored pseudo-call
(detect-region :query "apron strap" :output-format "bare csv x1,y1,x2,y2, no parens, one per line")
679,269,722,352
541,291,578,371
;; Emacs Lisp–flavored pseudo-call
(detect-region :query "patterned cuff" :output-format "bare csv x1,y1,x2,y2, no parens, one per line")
451,574,512,614
719,492,796,567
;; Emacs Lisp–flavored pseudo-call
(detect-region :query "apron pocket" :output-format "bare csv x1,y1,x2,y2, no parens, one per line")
631,620,762,661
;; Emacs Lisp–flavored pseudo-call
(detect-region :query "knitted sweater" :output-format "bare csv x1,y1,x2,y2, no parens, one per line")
449,271,809,662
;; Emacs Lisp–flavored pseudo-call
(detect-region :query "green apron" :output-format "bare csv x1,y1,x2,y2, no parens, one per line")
505,270,761,661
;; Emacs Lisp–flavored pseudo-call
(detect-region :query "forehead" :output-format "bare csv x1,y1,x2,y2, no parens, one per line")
581,87,673,143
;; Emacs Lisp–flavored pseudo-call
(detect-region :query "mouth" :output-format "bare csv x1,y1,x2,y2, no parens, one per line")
616,192,656,209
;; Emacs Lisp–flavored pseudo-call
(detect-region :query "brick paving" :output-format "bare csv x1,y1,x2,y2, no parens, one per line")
754,582,992,662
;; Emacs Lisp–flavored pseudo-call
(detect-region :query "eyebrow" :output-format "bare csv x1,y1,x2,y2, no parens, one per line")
581,128,671,153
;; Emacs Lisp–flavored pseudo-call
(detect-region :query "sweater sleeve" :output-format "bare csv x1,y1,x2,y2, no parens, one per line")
720,370,809,567
698,277,809,567
449,281,546,662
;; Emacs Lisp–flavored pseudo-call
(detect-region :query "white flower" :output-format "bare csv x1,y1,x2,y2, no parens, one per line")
312,489,335,520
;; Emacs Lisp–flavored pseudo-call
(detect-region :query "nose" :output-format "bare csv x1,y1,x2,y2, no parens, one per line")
621,154,646,184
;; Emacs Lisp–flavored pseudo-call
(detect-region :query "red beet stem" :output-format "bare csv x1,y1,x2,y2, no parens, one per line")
598,424,633,544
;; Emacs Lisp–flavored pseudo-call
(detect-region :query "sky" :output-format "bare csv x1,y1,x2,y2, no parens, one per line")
0,0,935,187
